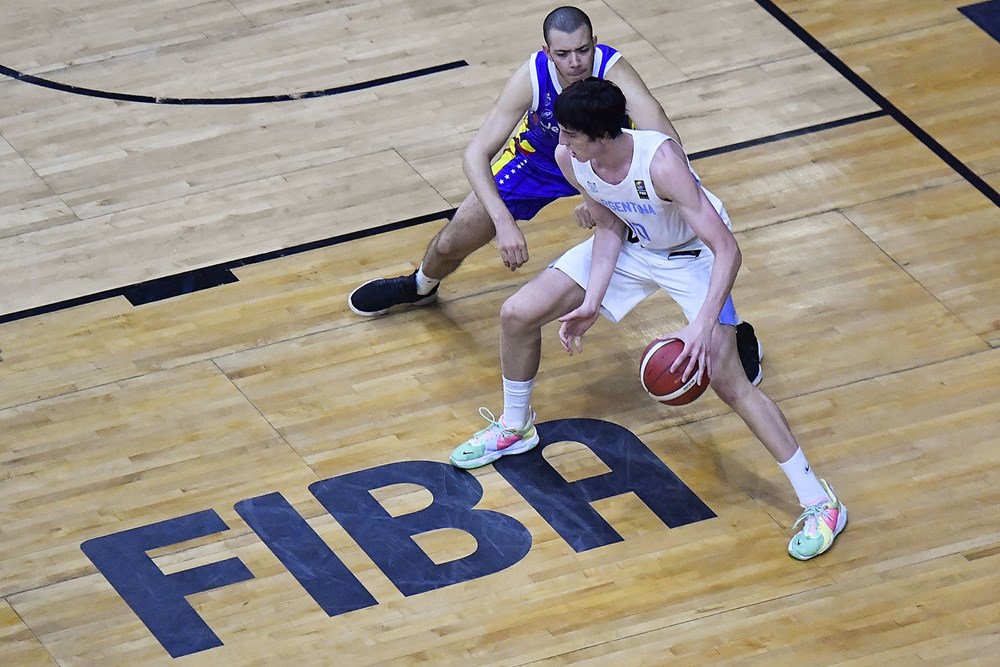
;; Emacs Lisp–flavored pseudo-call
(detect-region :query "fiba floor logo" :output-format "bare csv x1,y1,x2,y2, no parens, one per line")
81,418,715,657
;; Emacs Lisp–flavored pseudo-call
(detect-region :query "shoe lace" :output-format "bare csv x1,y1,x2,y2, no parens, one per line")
792,503,833,537
469,407,506,445
377,274,413,296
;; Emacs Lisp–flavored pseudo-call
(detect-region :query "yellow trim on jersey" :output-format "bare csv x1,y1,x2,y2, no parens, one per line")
492,113,534,176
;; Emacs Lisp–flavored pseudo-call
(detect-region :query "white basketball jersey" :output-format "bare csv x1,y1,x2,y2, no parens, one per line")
571,129,727,250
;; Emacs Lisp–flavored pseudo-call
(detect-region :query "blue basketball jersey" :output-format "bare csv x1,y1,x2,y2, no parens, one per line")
492,44,623,220
520,44,622,174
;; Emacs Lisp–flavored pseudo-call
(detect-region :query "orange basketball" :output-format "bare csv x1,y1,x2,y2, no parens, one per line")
639,338,710,406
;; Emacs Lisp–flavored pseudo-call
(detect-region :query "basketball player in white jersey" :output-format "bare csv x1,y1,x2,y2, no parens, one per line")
348,6,765,384
449,78,847,561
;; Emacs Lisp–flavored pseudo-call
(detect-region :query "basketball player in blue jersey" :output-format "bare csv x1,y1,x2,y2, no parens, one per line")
348,6,764,385
448,78,848,561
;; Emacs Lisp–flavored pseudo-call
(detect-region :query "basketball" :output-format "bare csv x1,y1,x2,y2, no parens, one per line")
639,338,710,406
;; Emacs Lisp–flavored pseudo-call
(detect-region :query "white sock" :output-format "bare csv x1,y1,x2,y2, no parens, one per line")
778,448,828,506
501,377,534,430
415,266,441,296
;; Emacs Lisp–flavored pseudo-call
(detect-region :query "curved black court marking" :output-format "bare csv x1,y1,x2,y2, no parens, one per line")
0,60,468,105
754,0,1000,209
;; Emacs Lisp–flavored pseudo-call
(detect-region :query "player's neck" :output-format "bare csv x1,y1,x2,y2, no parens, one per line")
590,132,634,185
554,71,575,90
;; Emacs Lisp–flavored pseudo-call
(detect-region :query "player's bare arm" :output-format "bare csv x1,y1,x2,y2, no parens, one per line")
463,62,535,271
554,145,627,354
650,139,742,378
606,58,683,145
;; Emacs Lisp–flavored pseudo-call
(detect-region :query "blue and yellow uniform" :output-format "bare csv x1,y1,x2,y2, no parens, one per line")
493,44,622,220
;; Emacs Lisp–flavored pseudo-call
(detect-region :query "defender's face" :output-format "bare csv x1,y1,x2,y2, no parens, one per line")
544,27,597,84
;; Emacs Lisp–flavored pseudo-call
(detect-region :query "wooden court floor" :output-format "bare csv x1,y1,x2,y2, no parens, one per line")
1,0,998,664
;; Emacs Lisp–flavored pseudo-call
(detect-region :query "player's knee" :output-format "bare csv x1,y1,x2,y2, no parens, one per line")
500,294,536,333
434,229,472,260
709,374,738,405
709,370,752,407
434,222,488,260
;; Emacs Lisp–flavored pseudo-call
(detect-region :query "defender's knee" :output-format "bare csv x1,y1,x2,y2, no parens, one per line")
433,201,495,260
434,228,478,260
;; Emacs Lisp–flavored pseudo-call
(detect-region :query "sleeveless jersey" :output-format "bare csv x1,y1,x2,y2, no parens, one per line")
511,44,621,178
571,129,727,250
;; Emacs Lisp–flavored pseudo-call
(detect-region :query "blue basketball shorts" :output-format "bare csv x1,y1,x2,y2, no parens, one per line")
491,142,579,221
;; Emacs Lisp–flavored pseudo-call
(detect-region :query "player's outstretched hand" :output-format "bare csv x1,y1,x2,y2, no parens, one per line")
558,305,600,355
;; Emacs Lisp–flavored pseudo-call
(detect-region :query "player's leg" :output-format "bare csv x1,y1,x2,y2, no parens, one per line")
419,191,500,280
705,196,765,385
655,243,844,560
347,193,496,317
707,324,847,560
450,236,657,470
349,140,574,317
735,320,764,385
499,268,586,382
450,268,585,469
707,325,795,461
423,151,573,285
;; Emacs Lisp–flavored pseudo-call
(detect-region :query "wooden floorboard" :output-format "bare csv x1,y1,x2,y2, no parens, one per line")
1,0,998,664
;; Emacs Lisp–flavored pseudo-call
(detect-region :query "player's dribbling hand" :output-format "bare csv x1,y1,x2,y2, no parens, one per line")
665,322,714,382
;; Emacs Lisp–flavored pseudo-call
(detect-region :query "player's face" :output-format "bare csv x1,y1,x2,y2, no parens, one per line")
544,27,597,84
558,125,600,162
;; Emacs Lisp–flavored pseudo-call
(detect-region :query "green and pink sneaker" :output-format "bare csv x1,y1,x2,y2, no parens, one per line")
449,408,539,470
788,479,848,560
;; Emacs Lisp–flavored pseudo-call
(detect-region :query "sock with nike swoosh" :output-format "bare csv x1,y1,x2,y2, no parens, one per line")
501,377,534,431
779,447,829,506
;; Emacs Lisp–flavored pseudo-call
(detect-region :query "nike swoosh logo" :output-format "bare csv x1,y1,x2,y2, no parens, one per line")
496,435,520,451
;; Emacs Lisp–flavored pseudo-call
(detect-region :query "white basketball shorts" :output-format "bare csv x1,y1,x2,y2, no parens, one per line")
550,235,739,326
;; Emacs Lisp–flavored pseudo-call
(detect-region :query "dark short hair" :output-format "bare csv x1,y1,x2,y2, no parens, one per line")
554,78,627,140
543,6,593,44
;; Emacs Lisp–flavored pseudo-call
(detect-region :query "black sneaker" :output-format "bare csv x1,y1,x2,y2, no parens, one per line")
348,271,439,316
736,321,764,386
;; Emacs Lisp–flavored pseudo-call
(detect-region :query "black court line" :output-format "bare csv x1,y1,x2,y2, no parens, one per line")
0,111,884,325
754,0,1000,209
0,61,468,105
0,210,456,324
690,110,887,160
